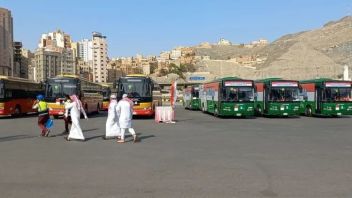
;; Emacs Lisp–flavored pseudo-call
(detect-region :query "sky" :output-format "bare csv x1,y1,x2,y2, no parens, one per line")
1,0,352,57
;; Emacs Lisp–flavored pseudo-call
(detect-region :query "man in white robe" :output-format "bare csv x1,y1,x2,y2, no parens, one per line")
116,94,139,143
65,95,87,141
105,94,120,139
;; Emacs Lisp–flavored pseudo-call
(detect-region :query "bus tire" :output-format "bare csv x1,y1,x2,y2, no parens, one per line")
84,104,88,114
305,106,312,117
13,105,21,117
214,108,219,117
255,105,263,116
96,104,100,114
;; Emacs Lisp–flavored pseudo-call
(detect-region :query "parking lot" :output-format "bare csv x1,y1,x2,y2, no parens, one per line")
0,106,351,198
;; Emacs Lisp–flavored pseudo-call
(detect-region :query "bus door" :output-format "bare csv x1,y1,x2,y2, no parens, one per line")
264,85,270,113
316,87,323,114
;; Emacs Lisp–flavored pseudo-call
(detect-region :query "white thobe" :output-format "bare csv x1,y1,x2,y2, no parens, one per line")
105,101,120,137
65,101,86,140
116,99,136,140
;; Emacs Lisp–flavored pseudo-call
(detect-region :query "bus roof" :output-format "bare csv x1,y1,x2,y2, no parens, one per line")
299,78,335,84
126,74,148,77
48,75,103,86
205,76,252,84
55,74,80,79
255,78,300,83
0,75,39,84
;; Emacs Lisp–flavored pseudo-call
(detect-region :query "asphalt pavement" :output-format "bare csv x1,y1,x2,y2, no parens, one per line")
0,106,352,198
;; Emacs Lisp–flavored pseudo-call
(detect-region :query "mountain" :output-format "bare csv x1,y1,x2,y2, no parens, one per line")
194,16,352,80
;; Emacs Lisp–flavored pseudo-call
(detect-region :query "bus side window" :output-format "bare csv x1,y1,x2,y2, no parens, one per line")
5,90,12,98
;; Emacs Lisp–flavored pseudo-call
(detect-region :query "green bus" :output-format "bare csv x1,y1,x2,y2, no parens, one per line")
300,78,352,116
200,77,255,117
183,85,201,110
254,78,300,116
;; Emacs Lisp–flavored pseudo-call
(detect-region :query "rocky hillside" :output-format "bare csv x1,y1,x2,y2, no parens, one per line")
194,16,352,80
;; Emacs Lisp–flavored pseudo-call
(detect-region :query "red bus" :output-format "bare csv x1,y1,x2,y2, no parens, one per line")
115,74,162,116
0,76,43,116
45,75,103,118
101,83,111,111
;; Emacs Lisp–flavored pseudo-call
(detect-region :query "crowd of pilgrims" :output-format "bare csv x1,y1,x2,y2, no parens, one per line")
32,94,139,143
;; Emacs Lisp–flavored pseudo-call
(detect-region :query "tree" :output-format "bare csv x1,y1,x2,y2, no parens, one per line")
150,62,158,74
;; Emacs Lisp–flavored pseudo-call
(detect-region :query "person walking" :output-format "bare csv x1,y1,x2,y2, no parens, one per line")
32,94,50,137
116,94,138,143
62,95,72,135
65,95,87,141
105,94,120,139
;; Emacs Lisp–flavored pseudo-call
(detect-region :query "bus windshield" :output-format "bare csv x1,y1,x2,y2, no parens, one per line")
192,89,199,98
324,87,352,102
46,82,78,98
223,87,254,102
0,82,4,99
102,89,111,101
269,87,299,102
118,78,151,98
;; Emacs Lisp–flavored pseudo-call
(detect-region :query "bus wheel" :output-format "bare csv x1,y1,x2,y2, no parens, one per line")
214,108,219,117
256,106,263,116
305,106,312,117
96,104,100,114
84,104,88,114
13,106,21,117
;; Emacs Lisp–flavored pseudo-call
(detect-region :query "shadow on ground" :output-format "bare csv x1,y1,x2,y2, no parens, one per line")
0,135,37,143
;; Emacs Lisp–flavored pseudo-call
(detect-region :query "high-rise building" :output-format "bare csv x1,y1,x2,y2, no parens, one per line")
38,29,72,49
78,39,93,62
92,32,108,83
35,48,61,82
35,30,75,82
13,41,22,77
21,48,34,79
0,7,14,76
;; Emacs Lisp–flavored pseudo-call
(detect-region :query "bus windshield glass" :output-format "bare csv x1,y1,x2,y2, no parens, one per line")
118,78,151,98
223,87,254,102
0,82,4,99
192,89,199,98
62,84,78,96
102,89,111,101
46,80,79,98
269,87,299,102
324,87,352,102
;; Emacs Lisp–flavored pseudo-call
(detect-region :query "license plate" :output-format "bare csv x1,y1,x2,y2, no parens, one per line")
58,112,64,115
280,107,284,110
337,113,342,115
283,113,288,116
336,107,340,110
236,113,242,116
133,112,137,115
234,108,238,111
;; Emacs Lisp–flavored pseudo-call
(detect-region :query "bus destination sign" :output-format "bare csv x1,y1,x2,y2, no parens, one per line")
224,81,253,87
325,82,351,87
271,81,298,87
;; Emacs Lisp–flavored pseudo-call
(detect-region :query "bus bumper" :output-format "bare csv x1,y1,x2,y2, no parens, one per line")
101,102,109,111
133,109,154,116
